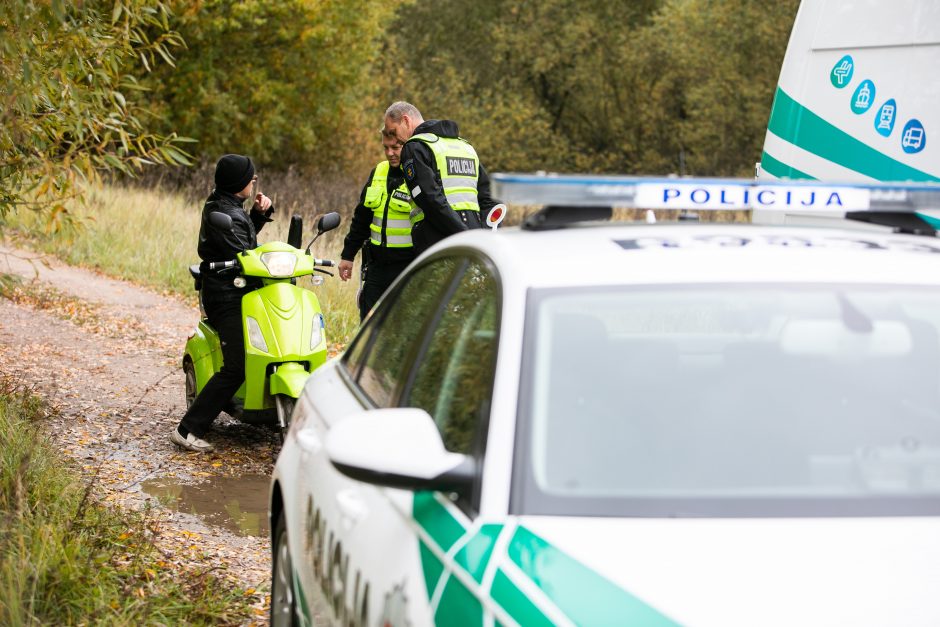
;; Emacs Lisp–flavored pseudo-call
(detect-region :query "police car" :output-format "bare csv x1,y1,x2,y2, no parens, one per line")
269,175,940,627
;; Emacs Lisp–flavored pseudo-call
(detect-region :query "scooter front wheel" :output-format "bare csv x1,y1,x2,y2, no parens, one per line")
274,395,295,444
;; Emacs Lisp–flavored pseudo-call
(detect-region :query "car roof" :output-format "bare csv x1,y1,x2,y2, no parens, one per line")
438,222,940,288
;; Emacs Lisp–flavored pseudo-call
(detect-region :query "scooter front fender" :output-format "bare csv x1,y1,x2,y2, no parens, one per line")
269,362,310,398
241,281,327,409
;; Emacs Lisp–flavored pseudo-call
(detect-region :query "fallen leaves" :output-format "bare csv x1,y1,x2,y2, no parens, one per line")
0,275,149,341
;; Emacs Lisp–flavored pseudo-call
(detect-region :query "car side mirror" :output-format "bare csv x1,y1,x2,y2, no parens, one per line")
208,211,234,232
324,408,474,493
317,212,341,235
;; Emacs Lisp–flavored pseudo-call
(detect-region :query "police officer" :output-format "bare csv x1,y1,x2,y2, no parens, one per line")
337,120,416,320
172,154,275,453
383,101,502,254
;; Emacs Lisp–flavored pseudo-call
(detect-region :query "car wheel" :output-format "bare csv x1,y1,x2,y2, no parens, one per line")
271,511,299,627
183,359,197,409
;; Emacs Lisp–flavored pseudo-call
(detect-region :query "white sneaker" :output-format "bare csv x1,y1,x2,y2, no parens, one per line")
171,427,215,453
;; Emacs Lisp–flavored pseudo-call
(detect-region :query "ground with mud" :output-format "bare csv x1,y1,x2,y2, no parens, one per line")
0,245,280,625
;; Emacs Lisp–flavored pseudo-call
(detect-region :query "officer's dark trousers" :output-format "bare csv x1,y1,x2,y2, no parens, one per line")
359,259,411,321
180,297,245,437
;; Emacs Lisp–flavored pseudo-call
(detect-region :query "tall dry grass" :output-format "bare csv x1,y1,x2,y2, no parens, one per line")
1,170,366,346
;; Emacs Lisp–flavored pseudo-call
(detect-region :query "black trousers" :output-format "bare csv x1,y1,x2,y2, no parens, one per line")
180,296,245,437
359,258,411,321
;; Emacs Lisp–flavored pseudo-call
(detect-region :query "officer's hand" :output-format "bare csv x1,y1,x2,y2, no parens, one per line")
338,259,354,282
253,193,273,213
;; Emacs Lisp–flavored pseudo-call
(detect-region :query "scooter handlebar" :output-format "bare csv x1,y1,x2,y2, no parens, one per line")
314,259,335,267
207,260,237,271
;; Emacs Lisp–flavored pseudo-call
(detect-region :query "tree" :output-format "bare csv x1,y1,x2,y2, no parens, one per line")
379,0,797,176
142,0,400,173
635,0,801,176
0,0,193,220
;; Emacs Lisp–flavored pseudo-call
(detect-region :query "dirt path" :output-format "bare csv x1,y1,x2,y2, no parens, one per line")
0,245,276,625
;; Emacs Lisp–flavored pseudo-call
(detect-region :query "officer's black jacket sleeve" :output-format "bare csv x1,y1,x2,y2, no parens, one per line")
401,142,467,236
341,170,376,261
250,206,274,232
476,164,501,222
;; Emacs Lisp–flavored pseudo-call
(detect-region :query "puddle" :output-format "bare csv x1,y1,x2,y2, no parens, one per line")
142,474,271,537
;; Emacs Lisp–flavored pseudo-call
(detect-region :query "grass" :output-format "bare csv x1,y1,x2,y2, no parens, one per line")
1,182,363,346
0,377,254,626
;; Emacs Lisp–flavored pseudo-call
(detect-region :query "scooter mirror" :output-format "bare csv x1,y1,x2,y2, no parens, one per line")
317,212,341,234
208,211,234,232
287,214,303,248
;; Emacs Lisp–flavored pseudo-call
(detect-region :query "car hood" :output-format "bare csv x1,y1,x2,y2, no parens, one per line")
510,515,940,627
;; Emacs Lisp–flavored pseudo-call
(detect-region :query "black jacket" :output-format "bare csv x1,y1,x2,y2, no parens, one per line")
340,164,417,266
399,119,501,253
197,189,273,299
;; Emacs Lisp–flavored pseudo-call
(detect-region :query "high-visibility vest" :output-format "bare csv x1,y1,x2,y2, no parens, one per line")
363,161,413,248
406,133,480,225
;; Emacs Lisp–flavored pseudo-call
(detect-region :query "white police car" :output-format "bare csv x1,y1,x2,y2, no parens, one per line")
269,176,940,627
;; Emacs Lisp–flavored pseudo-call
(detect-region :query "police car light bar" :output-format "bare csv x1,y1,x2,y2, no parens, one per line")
492,173,940,235
492,173,940,233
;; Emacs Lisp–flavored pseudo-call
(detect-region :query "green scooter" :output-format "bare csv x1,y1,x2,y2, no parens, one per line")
182,211,341,436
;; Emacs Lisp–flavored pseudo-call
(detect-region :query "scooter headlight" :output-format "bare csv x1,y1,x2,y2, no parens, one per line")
310,313,324,350
246,316,269,353
260,252,297,277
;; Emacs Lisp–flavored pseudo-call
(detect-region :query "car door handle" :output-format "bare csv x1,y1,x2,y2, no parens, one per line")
335,489,367,529
296,429,322,455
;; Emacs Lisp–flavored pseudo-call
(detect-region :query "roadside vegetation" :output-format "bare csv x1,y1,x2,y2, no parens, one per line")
2,0,798,322
2,1,800,225
0,377,253,626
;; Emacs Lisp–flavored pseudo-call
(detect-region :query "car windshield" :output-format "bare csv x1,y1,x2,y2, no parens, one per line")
515,284,940,517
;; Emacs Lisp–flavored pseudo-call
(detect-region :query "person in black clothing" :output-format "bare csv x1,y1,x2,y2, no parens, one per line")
171,154,275,453
338,121,416,320
383,101,502,254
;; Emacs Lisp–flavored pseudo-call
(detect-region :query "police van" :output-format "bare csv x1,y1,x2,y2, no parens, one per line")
758,0,939,185
269,173,940,627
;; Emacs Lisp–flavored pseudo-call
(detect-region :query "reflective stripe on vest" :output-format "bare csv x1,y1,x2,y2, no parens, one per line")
406,133,480,225
363,160,413,248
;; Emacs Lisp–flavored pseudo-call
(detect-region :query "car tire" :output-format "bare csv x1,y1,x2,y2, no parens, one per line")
270,511,300,627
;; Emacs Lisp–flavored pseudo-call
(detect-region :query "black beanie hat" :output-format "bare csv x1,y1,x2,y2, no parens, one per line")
214,154,255,193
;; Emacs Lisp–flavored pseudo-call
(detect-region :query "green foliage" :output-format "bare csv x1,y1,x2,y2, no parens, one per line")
143,0,401,172
379,0,799,176
635,0,802,176
0,379,252,625
0,0,194,220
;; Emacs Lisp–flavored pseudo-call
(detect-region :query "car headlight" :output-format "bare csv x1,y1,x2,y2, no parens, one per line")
260,251,297,277
246,316,268,352
310,313,324,350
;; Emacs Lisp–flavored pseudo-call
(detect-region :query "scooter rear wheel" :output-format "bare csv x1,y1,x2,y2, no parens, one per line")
183,359,197,409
